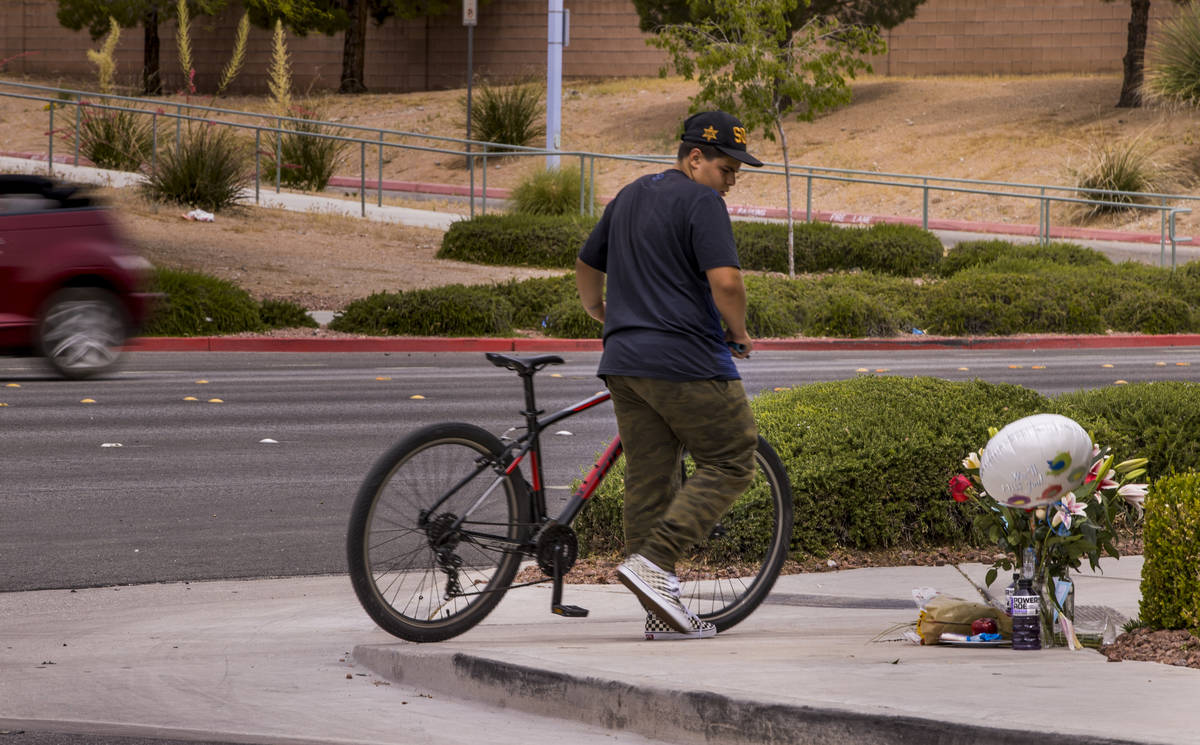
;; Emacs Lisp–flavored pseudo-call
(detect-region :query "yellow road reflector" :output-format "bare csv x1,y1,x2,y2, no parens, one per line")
196,380,209,384
207,398,224,403
1102,364,1114,368
773,386,790,392
1032,365,1046,370
1155,362,1166,367
1114,380,1128,385
957,367,969,371
80,398,96,404
1008,365,1023,369
410,394,426,400
1178,362,1191,367
183,396,199,401
551,373,563,378
0,402,8,407
875,368,889,373
375,376,392,381
855,368,869,373
5,383,19,388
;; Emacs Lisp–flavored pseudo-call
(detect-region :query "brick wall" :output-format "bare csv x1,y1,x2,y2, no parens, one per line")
0,0,1183,94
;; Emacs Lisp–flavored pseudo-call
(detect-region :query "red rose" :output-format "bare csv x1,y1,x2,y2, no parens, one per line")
949,474,972,503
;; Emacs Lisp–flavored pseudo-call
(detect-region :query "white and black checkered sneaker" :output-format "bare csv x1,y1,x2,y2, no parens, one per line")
644,610,716,640
617,553,691,633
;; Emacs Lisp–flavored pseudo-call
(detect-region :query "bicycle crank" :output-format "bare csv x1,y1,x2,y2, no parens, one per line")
535,524,588,618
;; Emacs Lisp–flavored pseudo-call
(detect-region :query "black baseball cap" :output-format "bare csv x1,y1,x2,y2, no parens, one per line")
680,110,763,167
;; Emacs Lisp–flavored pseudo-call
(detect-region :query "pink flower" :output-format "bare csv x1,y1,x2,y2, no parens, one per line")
1118,483,1147,508
1051,493,1087,531
949,474,972,503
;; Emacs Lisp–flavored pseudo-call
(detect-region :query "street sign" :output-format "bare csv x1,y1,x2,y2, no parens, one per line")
463,0,477,26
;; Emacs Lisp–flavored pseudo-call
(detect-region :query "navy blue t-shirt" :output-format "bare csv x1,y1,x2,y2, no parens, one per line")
577,168,740,381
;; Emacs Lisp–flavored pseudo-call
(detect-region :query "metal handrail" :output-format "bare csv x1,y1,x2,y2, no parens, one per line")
2,79,1195,267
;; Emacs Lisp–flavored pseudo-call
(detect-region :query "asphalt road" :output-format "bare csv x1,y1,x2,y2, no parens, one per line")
2,346,1198,593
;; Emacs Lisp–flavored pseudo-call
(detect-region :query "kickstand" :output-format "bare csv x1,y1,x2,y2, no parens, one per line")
550,546,588,618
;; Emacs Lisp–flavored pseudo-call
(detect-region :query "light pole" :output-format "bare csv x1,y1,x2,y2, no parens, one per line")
546,0,565,170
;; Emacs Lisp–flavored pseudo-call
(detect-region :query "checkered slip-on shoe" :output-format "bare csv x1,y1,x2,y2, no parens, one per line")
644,611,716,640
617,553,691,633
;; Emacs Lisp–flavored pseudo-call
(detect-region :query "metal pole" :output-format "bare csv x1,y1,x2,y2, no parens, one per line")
360,141,366,217
464,1,476,217
921,177,928,230
73,103,80,166
481,147,488,215
805,171,813,223
546,0,563,169
47,105,54,176
255,129,261,204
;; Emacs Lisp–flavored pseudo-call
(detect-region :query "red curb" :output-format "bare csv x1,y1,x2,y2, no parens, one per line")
123,334,1200,353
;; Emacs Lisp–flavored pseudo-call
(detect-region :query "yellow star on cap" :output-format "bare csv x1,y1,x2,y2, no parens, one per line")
702,125,718,141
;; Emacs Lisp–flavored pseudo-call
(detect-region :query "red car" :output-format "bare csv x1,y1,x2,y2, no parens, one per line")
0,175,157,379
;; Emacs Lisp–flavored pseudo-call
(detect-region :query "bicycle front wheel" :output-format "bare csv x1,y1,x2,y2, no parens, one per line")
347,422,530,643
677,435,793,632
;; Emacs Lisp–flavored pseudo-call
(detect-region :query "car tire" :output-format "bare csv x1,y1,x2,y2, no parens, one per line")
37,287,130,379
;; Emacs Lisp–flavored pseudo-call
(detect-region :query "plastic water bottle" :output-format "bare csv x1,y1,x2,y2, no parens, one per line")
1011,578,1041,650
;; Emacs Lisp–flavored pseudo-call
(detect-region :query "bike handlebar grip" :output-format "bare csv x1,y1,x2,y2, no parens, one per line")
727,341,748,355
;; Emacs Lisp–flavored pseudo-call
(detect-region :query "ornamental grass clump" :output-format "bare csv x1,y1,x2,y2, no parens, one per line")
466,78,545,151
1071,138,1162,220
1143,1,1200,106
142,123,250,212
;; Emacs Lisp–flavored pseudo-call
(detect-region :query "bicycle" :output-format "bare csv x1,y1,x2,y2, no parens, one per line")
347,352,794,643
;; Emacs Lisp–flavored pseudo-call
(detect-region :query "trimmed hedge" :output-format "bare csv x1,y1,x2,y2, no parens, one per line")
438,213,944,277
328,285,515,336
939,240,1112,277
143,268,264,336
1139,471,1200,631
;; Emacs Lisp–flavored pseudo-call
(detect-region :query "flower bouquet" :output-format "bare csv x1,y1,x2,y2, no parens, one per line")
949,418,1147,649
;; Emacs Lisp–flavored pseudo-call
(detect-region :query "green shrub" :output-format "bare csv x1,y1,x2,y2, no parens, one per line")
438,214,596,268
143,123,250,212
1071,139,1161,220
1104,289,1195,334
329,285,514,336
510,165,594,215
1144,0,1200,105
142,268,264,336
493,274,578,328
1049,382,1200,484
1139,471,1200,631
264,105,346,192
466,78,544,151
77,104,153,172
744,275,803,338
259,298,318,329
543,298,601,338
921,269,1107,335
847,223,944,276
940,240,1112,277
802,287,901,338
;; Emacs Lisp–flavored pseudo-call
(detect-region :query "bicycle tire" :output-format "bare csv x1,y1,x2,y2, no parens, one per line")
676,435,793,632
347,422,531,643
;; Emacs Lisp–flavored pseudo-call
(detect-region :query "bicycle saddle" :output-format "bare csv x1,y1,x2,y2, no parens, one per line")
485,352,564,375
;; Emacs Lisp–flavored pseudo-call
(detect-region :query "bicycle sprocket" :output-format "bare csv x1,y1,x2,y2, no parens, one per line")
535,524,578,577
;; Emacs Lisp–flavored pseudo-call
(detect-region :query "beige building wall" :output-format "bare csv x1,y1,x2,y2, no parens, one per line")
0,0,1183,94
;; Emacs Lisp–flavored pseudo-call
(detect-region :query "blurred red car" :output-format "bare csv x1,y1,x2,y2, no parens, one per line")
0,174,156,379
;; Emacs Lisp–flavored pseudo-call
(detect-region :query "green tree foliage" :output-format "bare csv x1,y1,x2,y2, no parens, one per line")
55,0,226,95
651,0,883,277
632,0,925,33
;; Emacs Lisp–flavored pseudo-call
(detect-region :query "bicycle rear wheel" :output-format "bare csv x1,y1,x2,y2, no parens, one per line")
347,422,530,643
677,435,793,632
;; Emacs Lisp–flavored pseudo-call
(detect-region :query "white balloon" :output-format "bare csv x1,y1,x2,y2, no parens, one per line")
978,414,1093,508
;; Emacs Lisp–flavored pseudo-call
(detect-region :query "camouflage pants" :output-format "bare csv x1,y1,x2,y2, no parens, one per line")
606,375,758,574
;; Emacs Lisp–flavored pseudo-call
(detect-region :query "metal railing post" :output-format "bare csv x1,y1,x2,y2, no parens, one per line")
73,103,80,166
589,155,596,217
921,177,929,230
151,111,158,176
1160,197,1168,267
468,145,475,219
378,131,384,208
578,154,586,215
254,128,261,205
274,117,282,194
360,141,367,217
805,170,813,223
1039,187,1047,245
47,104,54,176
481,147,488,215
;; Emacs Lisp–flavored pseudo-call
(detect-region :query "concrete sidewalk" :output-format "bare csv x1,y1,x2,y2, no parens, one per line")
2,558,1196,745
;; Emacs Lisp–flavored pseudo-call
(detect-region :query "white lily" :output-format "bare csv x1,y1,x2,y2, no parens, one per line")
1051,493,1087,531
962,451,981,470
1118,483,1148,508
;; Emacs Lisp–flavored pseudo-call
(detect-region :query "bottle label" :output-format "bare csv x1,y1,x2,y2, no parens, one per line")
1012,595,1039,617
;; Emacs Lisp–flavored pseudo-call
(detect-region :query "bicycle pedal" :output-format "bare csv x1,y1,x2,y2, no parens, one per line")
551,604,589,618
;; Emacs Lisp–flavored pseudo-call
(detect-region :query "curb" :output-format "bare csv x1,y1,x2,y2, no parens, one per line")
122,333,1200,353
351,644,1146,745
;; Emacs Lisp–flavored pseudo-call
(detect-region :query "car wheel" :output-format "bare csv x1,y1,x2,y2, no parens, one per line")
37,288,130,379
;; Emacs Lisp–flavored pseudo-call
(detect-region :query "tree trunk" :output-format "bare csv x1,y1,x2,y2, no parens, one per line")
776,118,795,278
141,7,162,96
339,0,369,94
1117,0,1151,108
